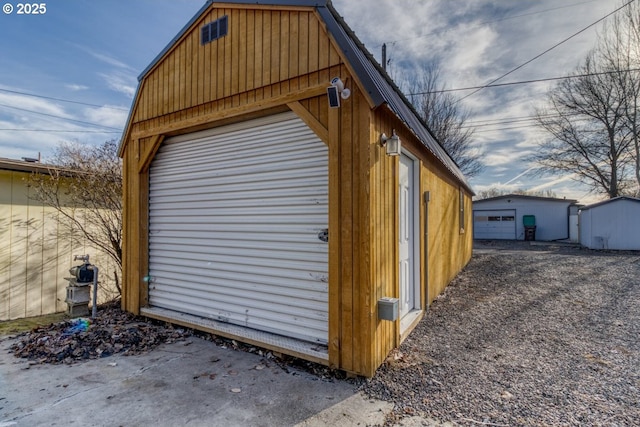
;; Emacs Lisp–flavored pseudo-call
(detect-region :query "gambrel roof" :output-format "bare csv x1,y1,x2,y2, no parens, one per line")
121,0,472,192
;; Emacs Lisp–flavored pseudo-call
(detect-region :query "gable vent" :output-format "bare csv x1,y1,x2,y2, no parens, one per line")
201,15,228,45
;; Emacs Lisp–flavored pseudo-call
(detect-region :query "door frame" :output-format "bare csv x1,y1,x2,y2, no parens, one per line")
399,151,422,332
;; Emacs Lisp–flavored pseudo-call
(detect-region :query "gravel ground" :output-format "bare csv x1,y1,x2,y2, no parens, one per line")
362,240,640,426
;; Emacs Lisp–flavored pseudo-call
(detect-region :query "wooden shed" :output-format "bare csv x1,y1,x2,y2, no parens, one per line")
118,0,473,377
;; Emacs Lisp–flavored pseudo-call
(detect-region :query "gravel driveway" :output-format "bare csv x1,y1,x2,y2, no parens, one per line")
362,241,640,426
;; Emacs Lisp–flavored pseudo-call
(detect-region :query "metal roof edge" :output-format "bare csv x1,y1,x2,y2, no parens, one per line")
0,158,74,175
474,194,579,204
579,196,640,211
317,4,385,107
321,3,473,194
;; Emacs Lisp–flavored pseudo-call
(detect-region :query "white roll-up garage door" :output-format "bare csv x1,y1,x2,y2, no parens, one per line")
473,210,516,240
148,112,328,344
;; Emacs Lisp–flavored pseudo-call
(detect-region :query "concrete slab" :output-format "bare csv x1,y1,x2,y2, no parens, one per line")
0,335,389,427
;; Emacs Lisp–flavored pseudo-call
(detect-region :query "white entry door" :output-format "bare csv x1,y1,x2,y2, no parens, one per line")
399,153,419,325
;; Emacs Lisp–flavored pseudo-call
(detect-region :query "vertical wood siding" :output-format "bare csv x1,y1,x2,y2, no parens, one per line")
131,8,339,131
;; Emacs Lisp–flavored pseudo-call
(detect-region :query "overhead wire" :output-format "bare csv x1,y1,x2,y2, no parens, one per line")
409,68,640,95
456,0,638,103
0,129,120,133
0,102,122,131
0,88,129,111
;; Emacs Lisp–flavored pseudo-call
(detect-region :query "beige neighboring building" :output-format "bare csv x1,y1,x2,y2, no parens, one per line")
0,158,118,320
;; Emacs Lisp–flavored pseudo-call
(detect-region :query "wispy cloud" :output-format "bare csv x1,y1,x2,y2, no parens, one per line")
83,48,136,72
99,72,137,98
0,89,122,161
84,105,128,129
65,84,89,91
0,92,69,118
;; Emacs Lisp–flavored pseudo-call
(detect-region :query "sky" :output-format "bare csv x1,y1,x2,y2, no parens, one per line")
0,0,623,204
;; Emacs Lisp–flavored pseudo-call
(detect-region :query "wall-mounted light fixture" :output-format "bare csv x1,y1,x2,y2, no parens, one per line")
380,129,401,156
327,77,351,108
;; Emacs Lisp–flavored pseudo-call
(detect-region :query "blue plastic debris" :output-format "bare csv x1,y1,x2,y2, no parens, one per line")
63,318,90,336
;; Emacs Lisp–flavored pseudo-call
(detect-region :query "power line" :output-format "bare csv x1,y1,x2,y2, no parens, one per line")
409,68,640,95
0,129,120,133
472,124,541,133
466,112,562,125
456,0,637,103
0,103,122,131
0,88,129,111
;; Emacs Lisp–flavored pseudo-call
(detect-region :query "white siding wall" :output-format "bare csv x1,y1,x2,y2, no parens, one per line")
0,170,119,320
579,199,640,250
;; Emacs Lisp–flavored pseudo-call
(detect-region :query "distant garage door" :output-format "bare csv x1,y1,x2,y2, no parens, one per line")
474,210,516,240
147,112,329,344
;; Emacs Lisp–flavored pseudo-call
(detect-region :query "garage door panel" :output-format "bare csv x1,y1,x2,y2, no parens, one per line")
153,137,325,174
474,209,516,240
148,112,329,344
149,295,328,341
151,283,328,312
149,250,328,274
151,269,328,297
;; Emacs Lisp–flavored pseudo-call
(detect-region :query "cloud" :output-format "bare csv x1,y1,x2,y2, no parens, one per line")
83,48,136,72
84,105,128,129
0,88,122,162
65,84,89,91
0,92,69,118
99,72,137,98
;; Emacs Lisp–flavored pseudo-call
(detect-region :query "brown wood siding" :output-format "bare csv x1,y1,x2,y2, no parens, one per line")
368,109,401,376
399,126,474,305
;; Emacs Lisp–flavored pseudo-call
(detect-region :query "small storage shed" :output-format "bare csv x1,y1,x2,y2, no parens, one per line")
579,196,640,250
473,194,577,241
119,0,473,377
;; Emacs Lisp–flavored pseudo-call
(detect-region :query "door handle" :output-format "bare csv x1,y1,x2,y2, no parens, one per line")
318,229,329,243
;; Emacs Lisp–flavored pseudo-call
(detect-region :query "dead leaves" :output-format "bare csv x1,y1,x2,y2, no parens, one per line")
9,303,190,364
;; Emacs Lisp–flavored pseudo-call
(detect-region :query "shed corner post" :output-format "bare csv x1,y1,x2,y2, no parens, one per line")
327,102,342,369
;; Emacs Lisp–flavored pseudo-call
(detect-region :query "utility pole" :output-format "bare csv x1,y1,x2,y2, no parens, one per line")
382,43,387,72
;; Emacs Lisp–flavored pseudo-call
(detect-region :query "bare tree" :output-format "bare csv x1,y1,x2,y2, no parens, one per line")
474,188,557,200
29,140,123,294
600,1,640,195
532,1,640,198
408,64,484,178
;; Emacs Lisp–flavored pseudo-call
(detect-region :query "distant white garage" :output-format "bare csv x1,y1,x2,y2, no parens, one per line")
579,196,640,250
473,194,578,241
